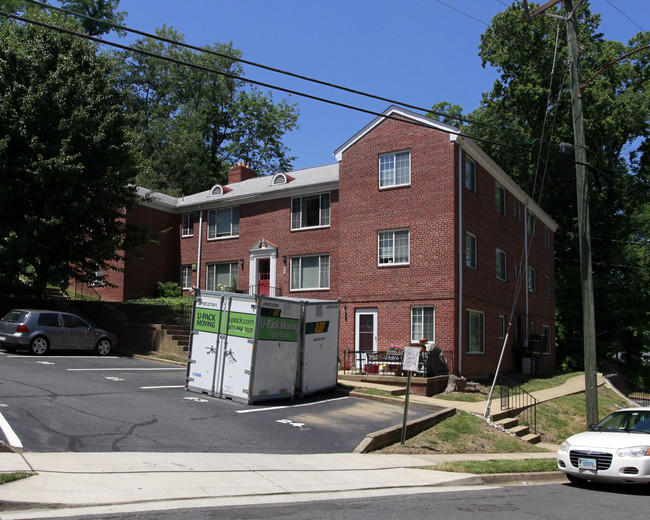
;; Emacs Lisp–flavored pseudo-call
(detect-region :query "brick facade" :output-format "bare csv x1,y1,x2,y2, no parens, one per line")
82,106,557,378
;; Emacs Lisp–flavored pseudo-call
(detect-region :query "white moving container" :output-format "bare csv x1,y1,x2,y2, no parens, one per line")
296,300,341,397
186,290,301,404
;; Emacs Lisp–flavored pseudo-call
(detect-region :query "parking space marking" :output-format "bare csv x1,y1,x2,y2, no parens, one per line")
0,411,22,449
67,368,185,371
141,385,185,389
236,396,349,414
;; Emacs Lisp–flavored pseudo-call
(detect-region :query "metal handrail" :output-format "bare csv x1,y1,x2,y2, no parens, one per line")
249,285,283,297
608,374,650,406
498,375,538,433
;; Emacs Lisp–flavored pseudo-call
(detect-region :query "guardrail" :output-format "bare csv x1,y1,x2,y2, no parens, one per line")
498,375,538,433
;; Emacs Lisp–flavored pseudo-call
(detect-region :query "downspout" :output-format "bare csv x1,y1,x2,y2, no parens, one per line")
457,144,464,376
524,203,529,351
196,209,203,289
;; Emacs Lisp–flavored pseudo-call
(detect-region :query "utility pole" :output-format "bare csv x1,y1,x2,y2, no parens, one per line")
524,0,599,425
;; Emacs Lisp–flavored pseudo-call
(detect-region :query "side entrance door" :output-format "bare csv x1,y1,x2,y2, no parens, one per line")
354,308,377,369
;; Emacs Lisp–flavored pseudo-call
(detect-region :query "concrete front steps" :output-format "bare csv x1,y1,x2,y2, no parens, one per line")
491,410,541,444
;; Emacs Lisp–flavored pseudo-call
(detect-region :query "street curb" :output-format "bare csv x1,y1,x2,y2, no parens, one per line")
354,408,456,453
480,471,565,485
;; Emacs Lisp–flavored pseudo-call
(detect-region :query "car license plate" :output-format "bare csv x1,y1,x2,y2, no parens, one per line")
578,458,597,470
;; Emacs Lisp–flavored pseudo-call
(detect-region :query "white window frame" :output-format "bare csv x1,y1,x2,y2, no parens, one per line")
467,309,485,353
527,213,536,237
464,156,476,193
545,226,550,249
465,231,477,269
207,207,239,240
542,324,551,354
498,315,506,339
291,192,330,230
495,182,506,215
180,265,192,290
496,248,507,281
378,229,410,266
206,262,239,291
379,150,411,188
528,266,537,293
411,306,435,343
181,213,193,237
290,254,330,291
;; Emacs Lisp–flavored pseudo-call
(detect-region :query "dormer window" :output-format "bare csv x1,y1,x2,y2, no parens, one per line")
210,184,232,196
272,173,294,186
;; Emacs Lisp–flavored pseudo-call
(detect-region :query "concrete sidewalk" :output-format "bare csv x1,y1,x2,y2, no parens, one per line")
0,450,560,519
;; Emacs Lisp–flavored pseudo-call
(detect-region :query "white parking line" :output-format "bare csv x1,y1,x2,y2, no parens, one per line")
236,396,349,414
67,368,185,371
0,411,22,449
141,385,185,389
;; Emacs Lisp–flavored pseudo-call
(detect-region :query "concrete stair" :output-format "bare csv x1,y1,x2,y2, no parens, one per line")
493,413,541,444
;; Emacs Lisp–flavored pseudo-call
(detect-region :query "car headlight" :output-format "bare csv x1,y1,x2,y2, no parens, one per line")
617,446,650,457
559,441,571,453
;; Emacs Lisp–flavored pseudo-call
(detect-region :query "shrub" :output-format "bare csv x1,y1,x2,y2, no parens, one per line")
155,281,181,298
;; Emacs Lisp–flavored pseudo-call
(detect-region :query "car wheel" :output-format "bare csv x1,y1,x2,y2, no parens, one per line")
566,474,589,486
30,336,50,356
95,339,111,356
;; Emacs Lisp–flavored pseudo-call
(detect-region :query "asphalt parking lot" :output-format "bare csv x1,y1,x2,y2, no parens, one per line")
0,350,434,453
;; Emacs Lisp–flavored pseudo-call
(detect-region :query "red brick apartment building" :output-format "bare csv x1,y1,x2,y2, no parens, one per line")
86,106,557,378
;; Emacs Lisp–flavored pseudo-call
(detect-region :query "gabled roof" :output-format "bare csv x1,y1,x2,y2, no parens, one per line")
333,105,460,161
138,162,339,212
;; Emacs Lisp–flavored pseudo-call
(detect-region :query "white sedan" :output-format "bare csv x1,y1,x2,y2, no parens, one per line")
557,407,650,485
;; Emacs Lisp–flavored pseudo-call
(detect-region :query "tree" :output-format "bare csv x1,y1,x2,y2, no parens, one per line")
464,2,649,369
121,27,299,195
0,8,140,292
59,0,127,36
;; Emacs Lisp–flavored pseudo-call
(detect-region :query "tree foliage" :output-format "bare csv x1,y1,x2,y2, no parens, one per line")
121,27,299,195
459,2,650,367
0,8,140,291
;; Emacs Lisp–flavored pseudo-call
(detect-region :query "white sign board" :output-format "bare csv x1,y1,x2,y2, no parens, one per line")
402,346,421,372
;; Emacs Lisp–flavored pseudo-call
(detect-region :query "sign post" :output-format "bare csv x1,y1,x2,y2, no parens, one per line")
400,346,421,445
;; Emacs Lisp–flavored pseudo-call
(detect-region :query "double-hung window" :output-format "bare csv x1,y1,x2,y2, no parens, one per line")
465,156,476,193
498,315,506,339
182,213,193,237
411,306,434,343
207,207,239,239
528,266,537,293
378,229,409,265
291,254,330,290
467,309,485,353
465,232,477,269
180,265,192,289
496,248,507,281
542,325,551,354
291,193,330,230
379,151,410,188
206,262,238,291
495,182,506,215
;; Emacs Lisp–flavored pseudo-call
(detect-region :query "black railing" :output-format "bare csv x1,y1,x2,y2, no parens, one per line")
608,374,650,407
498,375,538,433
249,285,283,297
342,349,446,377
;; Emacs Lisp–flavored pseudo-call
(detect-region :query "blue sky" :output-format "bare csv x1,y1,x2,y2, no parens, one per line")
113,0,648,172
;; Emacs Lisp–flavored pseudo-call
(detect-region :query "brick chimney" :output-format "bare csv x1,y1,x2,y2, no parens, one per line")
228,161,256,184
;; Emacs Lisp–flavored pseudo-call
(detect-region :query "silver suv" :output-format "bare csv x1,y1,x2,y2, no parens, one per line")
0,309,116,356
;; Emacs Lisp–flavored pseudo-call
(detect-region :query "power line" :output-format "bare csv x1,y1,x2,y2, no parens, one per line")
21,0,490,130
0,8,531,153
605,0,647,33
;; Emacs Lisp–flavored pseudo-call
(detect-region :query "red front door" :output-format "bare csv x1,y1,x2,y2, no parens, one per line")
258,259,270,296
